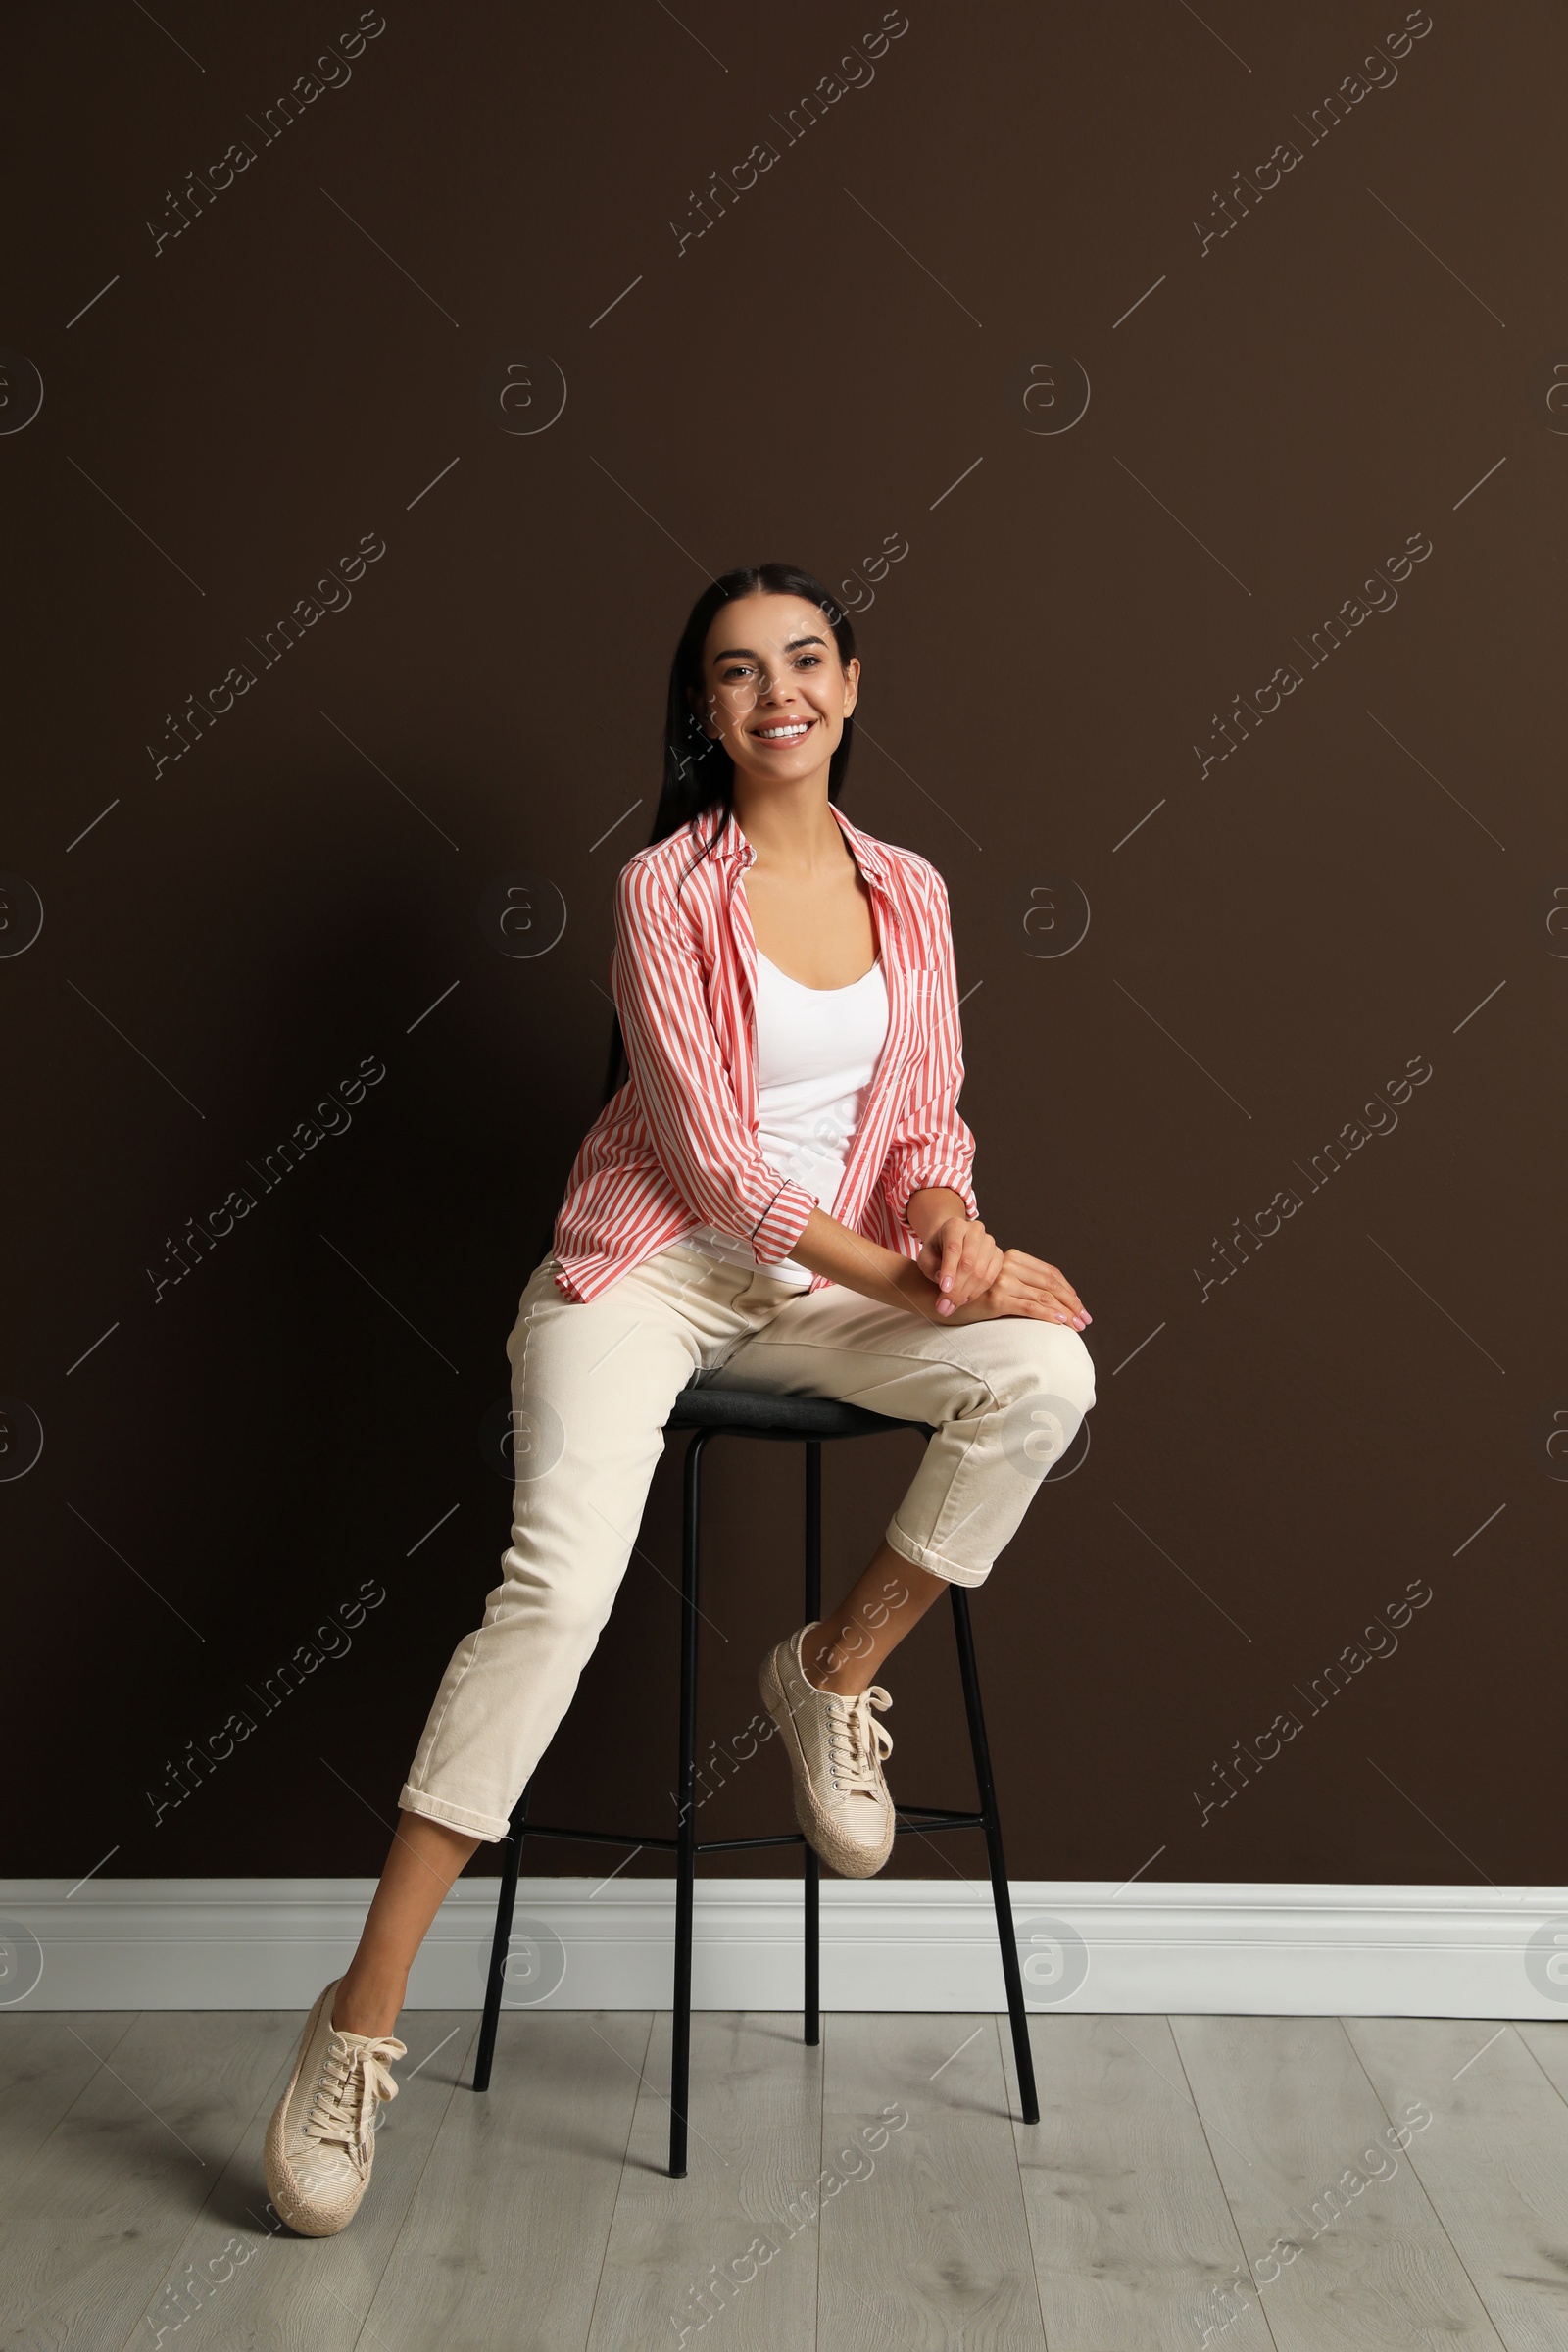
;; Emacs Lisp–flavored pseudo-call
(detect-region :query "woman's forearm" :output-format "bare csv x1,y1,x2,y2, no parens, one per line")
788,1206,948,1319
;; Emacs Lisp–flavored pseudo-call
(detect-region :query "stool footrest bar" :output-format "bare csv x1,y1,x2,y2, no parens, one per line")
891,1818,984,1836
513,1815,985,1852
896,1805,988,1825
520,1825,681,1850
694,1831,808,1854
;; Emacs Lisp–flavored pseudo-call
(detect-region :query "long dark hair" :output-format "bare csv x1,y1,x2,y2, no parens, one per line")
601,563,859,1103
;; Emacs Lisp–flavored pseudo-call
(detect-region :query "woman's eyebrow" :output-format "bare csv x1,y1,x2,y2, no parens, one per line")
710,633,828,661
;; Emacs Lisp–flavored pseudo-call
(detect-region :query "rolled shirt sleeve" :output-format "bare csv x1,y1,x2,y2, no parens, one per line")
879,868,979,1234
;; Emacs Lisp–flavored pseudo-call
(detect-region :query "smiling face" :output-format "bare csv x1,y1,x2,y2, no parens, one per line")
691,593,859,791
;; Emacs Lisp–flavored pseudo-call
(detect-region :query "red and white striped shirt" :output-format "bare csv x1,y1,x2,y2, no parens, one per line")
551,803,978,1301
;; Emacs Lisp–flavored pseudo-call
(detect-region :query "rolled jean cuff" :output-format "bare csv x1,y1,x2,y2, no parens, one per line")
398,1782,511,1844
885,1516,990,1590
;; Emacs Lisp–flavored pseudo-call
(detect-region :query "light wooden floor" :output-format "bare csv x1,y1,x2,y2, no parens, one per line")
4,2008,1567,2350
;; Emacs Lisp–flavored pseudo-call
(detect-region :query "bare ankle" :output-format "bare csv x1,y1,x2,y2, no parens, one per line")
805,1642,871,1699
332,1969,406,2039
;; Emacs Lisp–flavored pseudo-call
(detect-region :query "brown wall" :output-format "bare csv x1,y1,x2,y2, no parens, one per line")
3,0,1558,1889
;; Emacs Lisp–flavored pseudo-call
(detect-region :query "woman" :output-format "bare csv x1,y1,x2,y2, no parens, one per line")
265,563,1096,2234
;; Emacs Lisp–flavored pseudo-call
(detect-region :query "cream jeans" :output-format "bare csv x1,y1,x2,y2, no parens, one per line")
400,1242,1097,1841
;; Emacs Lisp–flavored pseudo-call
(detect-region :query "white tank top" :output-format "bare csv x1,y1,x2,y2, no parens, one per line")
683,948,890,1290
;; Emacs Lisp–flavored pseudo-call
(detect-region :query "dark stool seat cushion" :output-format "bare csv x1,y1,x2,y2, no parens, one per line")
666,1379,916,1441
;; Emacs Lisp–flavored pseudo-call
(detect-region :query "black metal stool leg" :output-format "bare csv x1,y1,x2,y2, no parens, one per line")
473,1775,533,2091
803,1440,822,2048
950,1586,1040,2127
669,1429,709,2177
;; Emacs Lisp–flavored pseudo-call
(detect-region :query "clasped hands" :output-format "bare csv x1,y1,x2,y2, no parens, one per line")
915,1214,1090,1332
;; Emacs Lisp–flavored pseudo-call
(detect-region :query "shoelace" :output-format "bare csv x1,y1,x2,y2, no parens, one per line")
822,1686,893,1799
304,2031,407,2170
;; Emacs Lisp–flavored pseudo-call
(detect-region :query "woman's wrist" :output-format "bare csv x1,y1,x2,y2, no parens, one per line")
887,1253,951,1320
790,1208,951,1319
905,1187,971,1247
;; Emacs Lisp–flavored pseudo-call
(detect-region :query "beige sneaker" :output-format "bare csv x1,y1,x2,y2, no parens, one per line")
760,1624,897,1878
264,1980,406,2236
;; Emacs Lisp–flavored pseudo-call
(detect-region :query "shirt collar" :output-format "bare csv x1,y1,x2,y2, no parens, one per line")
701,799,893,891
827,802,893,887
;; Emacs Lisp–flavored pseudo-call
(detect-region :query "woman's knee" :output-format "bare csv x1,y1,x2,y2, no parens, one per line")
1043,1321,1096,1416
487,1543,622,1646
978,1316,1096,1416
979,1321,1095,1483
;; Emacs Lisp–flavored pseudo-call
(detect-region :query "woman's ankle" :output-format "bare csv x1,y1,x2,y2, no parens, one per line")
804,1643,875,1698
332,1967,406,2039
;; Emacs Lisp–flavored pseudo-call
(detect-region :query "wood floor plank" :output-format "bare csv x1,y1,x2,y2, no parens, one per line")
0,2014,138,2203
1171,2015,1507,2352
586,2010,824,2352
117,2008,479,2352
364,2010,651,2352
1003,2013,1273,2350
10,2004,1565,2352
0,2010,298,2352
1346,2016,1568,2352
1516,2023,1568,2107
818,2011,1046,2351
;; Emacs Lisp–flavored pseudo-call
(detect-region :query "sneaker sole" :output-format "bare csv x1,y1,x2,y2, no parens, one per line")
759,1644,895,1880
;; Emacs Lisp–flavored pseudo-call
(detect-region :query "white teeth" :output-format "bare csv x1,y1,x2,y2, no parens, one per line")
758,722,809,739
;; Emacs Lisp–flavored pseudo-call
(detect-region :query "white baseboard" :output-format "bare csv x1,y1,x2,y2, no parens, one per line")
4,1880,1567,2019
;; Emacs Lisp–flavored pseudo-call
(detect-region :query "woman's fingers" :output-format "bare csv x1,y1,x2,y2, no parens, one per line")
937,1219,1002,1306
997,1259,1056,1303
953,1237,1004,1304
1006,1285,1070,1323
938,1223,968,1297
1017,1295,1083,1328
1003,1250,1088,1320
931,1240,1091,1328
995,1265,1088,1326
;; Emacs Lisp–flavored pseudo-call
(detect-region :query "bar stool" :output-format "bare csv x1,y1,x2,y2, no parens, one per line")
471,1378,1058,2177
